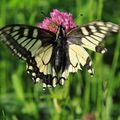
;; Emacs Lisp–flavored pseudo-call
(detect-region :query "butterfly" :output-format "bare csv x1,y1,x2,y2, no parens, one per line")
0,21,119,89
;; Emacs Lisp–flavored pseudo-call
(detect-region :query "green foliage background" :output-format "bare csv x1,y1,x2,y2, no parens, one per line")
0,0,120,120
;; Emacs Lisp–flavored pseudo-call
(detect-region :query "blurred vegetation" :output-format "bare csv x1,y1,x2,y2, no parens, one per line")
0,0,120,120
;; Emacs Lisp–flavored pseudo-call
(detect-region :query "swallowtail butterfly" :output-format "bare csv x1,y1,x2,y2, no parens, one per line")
0,21,119,89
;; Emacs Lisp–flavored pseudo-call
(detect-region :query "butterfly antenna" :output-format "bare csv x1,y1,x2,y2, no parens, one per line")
75,13,84,23
41,11,47,18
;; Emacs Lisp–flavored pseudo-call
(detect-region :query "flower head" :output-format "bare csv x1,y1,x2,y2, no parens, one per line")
37,9,75,33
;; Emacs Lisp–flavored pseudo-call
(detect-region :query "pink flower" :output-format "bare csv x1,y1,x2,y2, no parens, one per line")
37,9,76,33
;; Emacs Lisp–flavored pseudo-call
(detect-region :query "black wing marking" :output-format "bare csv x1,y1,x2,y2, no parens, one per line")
67,21,120,53
0,24,56,59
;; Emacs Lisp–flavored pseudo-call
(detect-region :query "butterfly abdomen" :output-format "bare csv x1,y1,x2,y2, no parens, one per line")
52,46,66,73
49,26,67,73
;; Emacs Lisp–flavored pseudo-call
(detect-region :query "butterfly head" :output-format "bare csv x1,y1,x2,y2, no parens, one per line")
56,25,66,40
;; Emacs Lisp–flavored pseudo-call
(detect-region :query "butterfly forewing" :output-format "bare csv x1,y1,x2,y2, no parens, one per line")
67,21,119,54
0,25,56,58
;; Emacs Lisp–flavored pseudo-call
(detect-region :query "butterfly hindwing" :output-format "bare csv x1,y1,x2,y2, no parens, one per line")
68,44,94,76
67,21,119,53
35,44,53,75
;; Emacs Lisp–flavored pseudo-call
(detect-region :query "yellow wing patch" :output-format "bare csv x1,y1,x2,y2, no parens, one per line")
35,45,53,75
68,44,94,75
